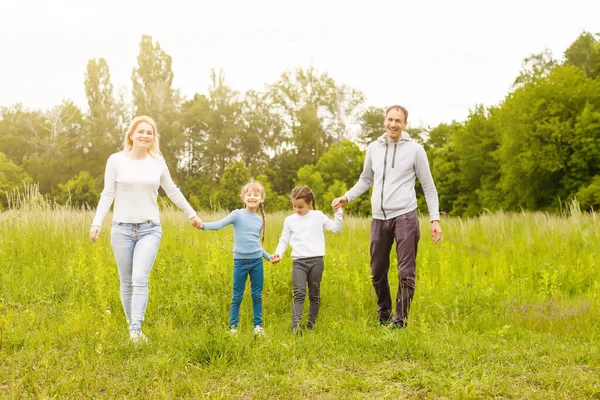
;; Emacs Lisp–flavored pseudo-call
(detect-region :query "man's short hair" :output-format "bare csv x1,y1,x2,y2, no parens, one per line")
385,105,409,122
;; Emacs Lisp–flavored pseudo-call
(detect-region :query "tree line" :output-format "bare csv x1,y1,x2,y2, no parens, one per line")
0,33,598,215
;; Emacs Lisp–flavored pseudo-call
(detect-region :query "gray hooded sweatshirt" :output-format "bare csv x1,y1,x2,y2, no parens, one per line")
344,132,440,221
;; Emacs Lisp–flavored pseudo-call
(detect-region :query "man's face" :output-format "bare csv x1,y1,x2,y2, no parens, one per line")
384,109,407,140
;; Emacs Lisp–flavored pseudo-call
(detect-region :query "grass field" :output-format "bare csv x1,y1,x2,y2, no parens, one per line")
0,204,599,399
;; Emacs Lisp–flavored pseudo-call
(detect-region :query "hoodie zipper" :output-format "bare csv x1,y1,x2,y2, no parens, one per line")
392,142,397,168
381,142,388,219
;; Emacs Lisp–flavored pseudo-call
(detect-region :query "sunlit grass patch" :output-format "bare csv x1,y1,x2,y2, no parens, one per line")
0,207,598,398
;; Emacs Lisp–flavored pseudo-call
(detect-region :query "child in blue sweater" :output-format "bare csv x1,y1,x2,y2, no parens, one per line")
201,182,273,335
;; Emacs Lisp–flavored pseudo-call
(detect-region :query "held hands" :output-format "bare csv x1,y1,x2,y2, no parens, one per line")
269,254,281,264
89,225,101,243
331,196,348,211
190,215,203,229
91,216,204,243
431,220,442,244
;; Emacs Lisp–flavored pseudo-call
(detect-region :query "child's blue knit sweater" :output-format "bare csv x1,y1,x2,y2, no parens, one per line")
202,209,270,260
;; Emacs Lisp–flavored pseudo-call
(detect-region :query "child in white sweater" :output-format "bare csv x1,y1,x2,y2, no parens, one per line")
270,186,343,333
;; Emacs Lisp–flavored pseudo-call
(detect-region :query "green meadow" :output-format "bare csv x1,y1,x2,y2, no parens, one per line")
0,204,599,399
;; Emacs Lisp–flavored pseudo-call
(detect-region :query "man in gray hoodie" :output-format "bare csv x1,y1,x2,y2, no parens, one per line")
331,105,442,328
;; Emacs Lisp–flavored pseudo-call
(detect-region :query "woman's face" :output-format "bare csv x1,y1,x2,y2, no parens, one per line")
130,122,155,150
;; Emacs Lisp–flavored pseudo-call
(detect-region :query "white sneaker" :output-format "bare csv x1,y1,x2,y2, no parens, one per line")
228,328,238,334
253,326,265,336
130,330,149,344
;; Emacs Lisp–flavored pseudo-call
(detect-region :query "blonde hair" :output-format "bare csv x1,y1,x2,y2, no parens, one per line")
123,115,162,158
240,182,267,243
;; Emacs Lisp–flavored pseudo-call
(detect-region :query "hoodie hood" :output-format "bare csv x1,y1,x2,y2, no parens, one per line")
377,131,412,144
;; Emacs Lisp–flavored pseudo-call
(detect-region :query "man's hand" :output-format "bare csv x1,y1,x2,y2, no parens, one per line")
431,220,442,243
331,196,348,211
270,254,281,264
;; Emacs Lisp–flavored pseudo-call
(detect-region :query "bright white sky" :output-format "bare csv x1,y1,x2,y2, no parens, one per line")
1,0,598,127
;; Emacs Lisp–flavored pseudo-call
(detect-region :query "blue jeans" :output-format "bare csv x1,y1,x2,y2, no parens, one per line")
230,258,264,329
110,221,162,332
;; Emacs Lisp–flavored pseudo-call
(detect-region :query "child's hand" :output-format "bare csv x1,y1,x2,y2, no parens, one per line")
331,196,347,211
270,254,281,264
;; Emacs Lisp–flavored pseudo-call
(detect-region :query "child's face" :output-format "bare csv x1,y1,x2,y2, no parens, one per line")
243,190,263,210
292,198,311,216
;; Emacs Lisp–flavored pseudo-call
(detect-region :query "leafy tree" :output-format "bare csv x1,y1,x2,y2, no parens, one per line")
358,106,385,146
180,70,242,181
452,106,501,215
566,103,600,195
131,35,182,174
564,32,600,79
315,140,364,190
84,57,121,179
214,161,251,211
132,35,176,118
425,121,453,151
55,171,100,208
294,103,326,166
513,48,557,87
575,175,600,211
429,124,462,215
85,58,116,121
205,70,242,179
182,173,219,212
23,101,86,194
255,173,288,212
295,140,368,215
179,93,214,179
322,180,348,213
498,65,600,210
268,67,365,169
266,149,306,195
0,105,46,165
0,152,33,209
295,164,326,202
236,90,284,176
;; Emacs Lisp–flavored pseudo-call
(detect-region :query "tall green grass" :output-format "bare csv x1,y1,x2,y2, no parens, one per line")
0,206,598,398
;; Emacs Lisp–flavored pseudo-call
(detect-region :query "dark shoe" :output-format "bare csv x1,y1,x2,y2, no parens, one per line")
306,321,315,330
393,320,406,329
292,323,300,334
378,316,393,326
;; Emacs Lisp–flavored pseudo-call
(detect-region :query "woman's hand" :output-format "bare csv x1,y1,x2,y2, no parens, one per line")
270,254,281,264
431,220,442,243
89,225,101,243
190,215,203,229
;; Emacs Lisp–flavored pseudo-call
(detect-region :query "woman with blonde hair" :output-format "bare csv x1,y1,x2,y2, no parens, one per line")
89,116,202,343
